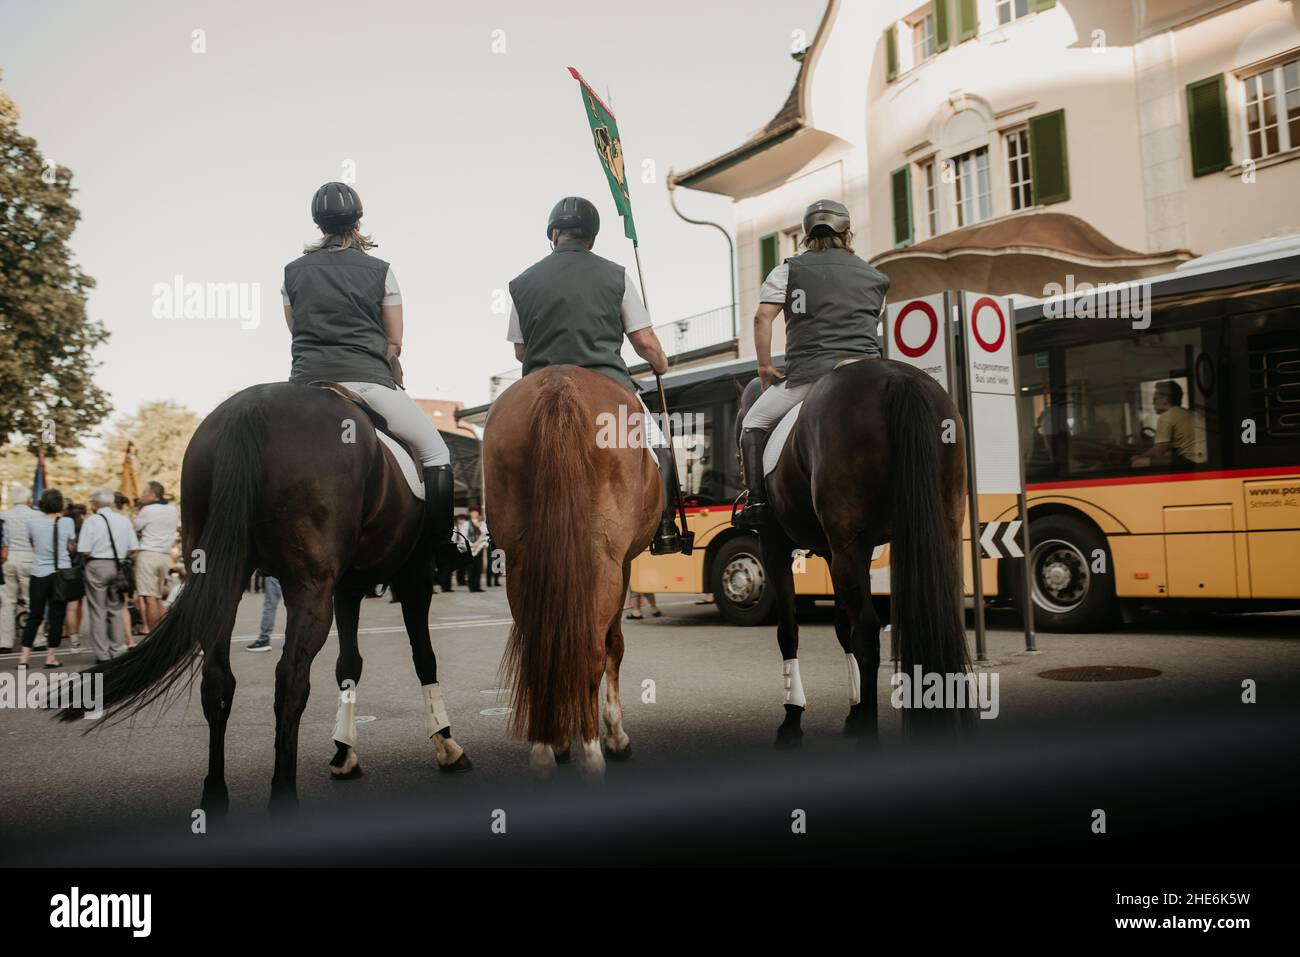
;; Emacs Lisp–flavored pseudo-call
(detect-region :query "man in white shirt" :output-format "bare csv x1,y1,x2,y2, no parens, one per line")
133,480,179,632
78,487,139,662
0,484,39,652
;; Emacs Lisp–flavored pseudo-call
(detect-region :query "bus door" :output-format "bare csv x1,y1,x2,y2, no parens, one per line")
1231,305,1300,598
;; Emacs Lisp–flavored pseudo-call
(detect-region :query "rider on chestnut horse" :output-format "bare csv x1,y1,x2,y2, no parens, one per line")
733,199,890,529
506,195,683,555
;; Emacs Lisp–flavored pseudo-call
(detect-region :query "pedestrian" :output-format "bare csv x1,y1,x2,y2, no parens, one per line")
1,484,38,652
246,575,281,652
62,502,87,647
133,480,179,633
464,505,487,593
19,489,77,668
624,588,662,621
77,487,139,663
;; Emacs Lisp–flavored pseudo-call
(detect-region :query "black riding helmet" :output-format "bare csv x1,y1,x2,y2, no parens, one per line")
312,182,363,231
546,196,599,241
803,198,850,237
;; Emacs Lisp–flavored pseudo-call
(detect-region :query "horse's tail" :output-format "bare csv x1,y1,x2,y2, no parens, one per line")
499,374,600,745
60,399,266,725
883,371,973,732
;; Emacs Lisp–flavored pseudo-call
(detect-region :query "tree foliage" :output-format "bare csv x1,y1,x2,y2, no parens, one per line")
94,400,201,503
0,75,111,454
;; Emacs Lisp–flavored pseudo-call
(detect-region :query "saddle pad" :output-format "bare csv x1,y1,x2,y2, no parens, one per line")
376,431,425,501
763,401,803,477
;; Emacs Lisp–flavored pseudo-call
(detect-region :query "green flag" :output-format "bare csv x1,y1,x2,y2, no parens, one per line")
567,67,637,243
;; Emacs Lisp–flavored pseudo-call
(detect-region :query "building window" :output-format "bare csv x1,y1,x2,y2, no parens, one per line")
954,147,992,227
1244,58,1300,160
912,13,936,65
923,160,938,236
1006,127,1033,210
996,0,1030,25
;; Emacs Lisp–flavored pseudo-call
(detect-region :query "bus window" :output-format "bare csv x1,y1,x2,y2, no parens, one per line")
1059,326,1220,477
665,401,742,507
1019,350,1058,480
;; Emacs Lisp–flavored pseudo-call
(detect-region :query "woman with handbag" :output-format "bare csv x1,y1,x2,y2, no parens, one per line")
19,489,79,668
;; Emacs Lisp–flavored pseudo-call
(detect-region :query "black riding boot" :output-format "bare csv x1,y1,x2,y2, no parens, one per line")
424,465,457,565
650,446,684,555
733,428,771,530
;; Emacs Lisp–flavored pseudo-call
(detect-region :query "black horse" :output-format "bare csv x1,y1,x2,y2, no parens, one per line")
61,382,471,813
737,358,973,746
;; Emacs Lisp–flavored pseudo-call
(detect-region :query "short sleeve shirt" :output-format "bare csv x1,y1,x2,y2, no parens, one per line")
506,275,652,344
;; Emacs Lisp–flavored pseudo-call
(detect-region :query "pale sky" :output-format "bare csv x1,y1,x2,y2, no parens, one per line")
0,0,826,427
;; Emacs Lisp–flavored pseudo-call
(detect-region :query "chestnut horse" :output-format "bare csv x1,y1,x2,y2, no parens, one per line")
484,366,659,778
60,382,472,813
738,358,972,745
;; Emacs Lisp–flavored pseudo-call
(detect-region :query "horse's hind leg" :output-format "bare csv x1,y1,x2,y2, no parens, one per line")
329,581,366,780
270,582,335,815
199,605,239,817
397,555,471,773
600,563,633,761
761,526,804,749
830,543,880,744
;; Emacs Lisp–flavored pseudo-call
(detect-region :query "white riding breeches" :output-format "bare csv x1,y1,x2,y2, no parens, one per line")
636,395,668,449
340,381,451,467
742,381,813,432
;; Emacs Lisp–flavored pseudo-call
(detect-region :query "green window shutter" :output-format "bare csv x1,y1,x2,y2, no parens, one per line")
760,233,779,279
1029,0,1056,11
1186,74,1232,177
891,166,913,247
935,0,951,52
1028,109,1070,205
957,0,978,42
884,24,898,82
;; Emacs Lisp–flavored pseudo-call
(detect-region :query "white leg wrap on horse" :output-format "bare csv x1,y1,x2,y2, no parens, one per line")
783,659,807,709
845,653,862,706
422,682,451,738
332,687,357,748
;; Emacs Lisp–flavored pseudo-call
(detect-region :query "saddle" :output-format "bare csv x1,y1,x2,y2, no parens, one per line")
736,357,867,478
310,381,425,500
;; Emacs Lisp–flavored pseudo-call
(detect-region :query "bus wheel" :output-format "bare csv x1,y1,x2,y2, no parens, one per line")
712,536,774,627
1011,514,1119,633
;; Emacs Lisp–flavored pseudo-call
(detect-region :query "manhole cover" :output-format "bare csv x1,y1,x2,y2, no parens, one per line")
480,707,512,716
1038,666,1162,682
355,715,377,724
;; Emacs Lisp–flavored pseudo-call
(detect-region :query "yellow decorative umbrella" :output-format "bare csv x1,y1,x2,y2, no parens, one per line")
120,440,140,504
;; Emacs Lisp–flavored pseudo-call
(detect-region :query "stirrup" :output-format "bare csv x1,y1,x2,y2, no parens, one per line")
733,498,769,530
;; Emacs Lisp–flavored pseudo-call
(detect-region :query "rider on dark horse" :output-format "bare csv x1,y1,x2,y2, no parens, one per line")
507,195,684,555
733,199,890,530
282,182,455,548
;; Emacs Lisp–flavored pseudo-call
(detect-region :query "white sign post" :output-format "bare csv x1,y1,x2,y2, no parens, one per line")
884,293,952,389
957,292,1035,658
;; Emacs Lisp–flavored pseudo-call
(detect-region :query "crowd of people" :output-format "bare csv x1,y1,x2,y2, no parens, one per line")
0,480,180,667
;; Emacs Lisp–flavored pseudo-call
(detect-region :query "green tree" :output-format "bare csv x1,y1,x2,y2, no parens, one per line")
0,74,111,454
94,400,201,503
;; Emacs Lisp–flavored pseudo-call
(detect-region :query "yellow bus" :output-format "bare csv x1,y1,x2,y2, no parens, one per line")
630,238,1300,631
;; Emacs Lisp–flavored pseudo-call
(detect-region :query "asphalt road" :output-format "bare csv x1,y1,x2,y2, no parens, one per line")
2,585,1297,866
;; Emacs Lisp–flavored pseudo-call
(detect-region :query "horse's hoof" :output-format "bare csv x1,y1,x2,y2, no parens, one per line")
842,709,874,739
774,728,804,750
603,741,633,762
329,745,363,779
554,747,572,765
438,752,473,773
200,782,229,818
268,792,299,818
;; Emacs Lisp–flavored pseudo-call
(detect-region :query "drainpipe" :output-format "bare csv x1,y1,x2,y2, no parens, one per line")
667,174,738,340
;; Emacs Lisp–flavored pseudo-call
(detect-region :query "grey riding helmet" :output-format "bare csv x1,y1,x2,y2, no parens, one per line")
547,196,600,240
312,182,363,231
803,199,850,237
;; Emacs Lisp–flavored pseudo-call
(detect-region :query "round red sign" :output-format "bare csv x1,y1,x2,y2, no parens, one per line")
970,296,1006,353
893,300,939,358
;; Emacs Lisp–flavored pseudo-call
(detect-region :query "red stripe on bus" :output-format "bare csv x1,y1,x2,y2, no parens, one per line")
1027,465,1300,490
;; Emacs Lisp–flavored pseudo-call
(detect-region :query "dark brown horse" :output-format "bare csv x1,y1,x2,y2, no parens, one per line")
60,382,471,813
737,358,971,745
483,366,659,778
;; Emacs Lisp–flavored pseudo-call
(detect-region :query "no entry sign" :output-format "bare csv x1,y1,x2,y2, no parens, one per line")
884,294,949,390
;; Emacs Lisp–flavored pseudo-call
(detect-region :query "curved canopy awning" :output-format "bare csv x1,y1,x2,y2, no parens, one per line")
870,212,1195,300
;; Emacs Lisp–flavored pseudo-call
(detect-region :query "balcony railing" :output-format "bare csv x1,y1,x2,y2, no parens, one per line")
489,304,736,400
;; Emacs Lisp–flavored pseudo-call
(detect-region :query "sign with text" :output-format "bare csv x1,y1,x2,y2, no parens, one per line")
884,294,950,391
961,292,1022,494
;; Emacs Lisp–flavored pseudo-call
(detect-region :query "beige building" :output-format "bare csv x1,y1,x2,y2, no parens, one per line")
671,0,1300,356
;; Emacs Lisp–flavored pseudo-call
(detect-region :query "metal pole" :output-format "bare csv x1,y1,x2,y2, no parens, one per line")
667,177,738,340
1007,299,1037,652
954,292,988,664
